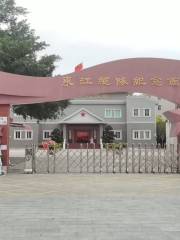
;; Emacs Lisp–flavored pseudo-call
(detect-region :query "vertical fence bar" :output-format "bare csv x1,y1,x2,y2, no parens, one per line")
93,143,95,173
112,145,115,174
31,144,34,174
106,144,108,173
163,144,166,173
145,144,147,173
67,143,69,173
125,144,128,173
53,145,56,174
87,143,89,173
138,144,141,173
157,144,160,173
100,146,102,174
47,147,50,173
119,144,122,173
132,144,135,173
160,144,162,173
24,144,27,172
169,144,172,173
80,143,83,173
32,144,36,174
177,143,180,173
151,144,155,173
173,144,175,173
170,144,174,173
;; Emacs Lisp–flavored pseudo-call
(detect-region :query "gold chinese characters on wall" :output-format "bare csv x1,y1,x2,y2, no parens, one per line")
62,76,180,87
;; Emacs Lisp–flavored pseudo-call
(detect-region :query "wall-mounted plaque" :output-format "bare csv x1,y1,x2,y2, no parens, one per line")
0,145,7,150
0,117,7,125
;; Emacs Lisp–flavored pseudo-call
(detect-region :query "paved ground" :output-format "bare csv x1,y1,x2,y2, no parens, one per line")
0,174,180,240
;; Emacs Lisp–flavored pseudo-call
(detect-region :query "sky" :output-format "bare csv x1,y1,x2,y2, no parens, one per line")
16,0,180,75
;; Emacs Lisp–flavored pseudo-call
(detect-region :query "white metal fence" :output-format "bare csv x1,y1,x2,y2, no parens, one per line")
18,143,180,174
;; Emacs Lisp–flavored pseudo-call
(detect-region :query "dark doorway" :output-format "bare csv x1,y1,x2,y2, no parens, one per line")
75,130,90,143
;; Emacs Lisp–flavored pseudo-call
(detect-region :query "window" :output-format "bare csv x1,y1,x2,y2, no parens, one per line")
144,130,151,140
114,109,121,118
158,105,161,110
132,108,151,117
144,109,150,117
105,109,112,118
14,130,33,140
14,130,22,140
132,130,151,140
25,130,33,140
114,130,122,140
133,109,139,116
43,130,52,140
133,130,139,139
104,109,121,118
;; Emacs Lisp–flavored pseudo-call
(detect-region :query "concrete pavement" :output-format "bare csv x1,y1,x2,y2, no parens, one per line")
0,174,180,239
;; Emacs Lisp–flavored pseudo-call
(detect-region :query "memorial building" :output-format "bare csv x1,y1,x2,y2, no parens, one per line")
10,93,156,148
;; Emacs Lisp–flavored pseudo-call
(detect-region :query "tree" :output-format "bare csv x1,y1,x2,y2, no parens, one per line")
156,115,166,147
0,0,69,120
13,100,69,120
51,128,63,143
102,125,114,143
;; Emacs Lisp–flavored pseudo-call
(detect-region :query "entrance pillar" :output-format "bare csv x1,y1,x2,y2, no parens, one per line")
63,124,67,142
99,125,104,143
0,104,10,173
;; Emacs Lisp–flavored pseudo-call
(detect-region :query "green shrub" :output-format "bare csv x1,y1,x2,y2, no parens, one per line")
51,128,63,143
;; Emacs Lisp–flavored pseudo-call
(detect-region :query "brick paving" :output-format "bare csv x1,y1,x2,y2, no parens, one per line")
0,174,180,239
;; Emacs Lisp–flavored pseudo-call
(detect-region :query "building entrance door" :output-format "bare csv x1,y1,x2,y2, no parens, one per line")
75,130,90,143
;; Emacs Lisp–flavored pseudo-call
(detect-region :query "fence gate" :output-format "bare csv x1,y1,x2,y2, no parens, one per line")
17,143,180,174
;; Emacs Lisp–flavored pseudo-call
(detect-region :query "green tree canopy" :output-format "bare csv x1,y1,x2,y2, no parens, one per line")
0,0,69,120
51,128,63,143
102,125,114,143
156,115,166,146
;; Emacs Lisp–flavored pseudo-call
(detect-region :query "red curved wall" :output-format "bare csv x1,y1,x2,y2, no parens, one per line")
0,58,180,104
